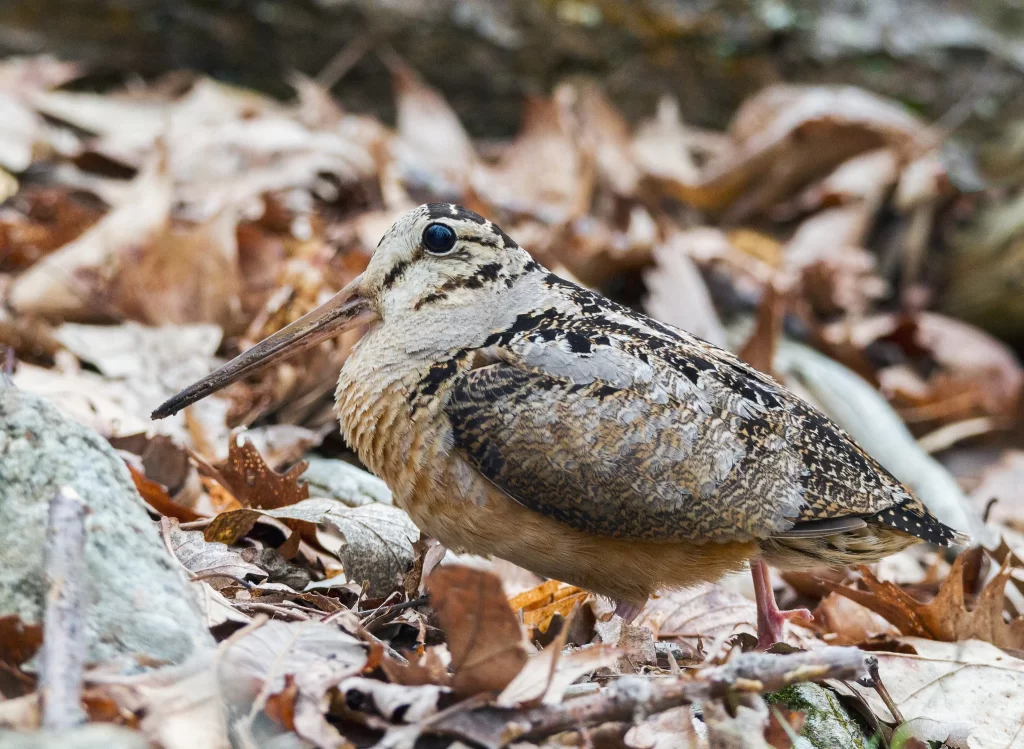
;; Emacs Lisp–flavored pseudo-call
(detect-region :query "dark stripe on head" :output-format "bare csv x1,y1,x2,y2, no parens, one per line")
381,259,410,290
424,203,488,225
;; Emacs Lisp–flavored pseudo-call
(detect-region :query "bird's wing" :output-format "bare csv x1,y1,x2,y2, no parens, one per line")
443,284,918,543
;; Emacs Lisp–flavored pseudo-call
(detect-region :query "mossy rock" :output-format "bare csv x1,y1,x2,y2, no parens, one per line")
767,682,874,749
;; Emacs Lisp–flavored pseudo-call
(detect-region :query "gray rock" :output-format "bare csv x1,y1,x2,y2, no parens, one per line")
0,375,214,669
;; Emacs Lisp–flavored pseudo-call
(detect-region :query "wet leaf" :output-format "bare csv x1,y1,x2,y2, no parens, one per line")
425,565,528,695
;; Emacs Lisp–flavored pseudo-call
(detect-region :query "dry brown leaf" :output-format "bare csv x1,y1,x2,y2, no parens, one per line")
0,615,42,681
9,153,172,320
115,210,243,329
662,85,928,219
970,450,1024,532
738,283,785,376
632,97,703,189
813,592,900,646
219,620,367,749
166,520,267,583
824,312,1024,427
644,233,728,348
510,580,590,635
425,565,528,695
389,59,476,196
625,706,702,749
128,464,204,523
827,551,1024,648
472,92,592,225
218,438,309,511
0,186,103,272
380,646,450,688
566,81,640,197
775,148,899,218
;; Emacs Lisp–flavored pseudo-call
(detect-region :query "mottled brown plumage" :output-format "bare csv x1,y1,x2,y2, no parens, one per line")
154,202,968,647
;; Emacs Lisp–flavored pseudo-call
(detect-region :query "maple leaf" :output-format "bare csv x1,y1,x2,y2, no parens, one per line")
826,549,1024,649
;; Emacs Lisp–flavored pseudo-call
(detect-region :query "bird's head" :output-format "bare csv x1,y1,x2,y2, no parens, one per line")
151,203,541,419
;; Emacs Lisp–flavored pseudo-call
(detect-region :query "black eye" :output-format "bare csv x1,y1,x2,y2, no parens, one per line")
422,223,457,255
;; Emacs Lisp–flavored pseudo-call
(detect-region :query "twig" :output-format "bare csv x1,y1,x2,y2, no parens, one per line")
360,595,430,632
429,647,867,748
315,34,375,90
236,602,312,621
39,486,89,730
861,656,904,724
2,346,14,375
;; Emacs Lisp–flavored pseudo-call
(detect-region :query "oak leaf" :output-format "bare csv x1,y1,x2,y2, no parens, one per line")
827,549,1024,649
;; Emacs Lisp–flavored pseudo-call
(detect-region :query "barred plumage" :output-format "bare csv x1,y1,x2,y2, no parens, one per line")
154,202,968,647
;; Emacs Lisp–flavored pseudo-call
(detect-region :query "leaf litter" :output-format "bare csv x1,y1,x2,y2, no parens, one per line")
2,47,1024,749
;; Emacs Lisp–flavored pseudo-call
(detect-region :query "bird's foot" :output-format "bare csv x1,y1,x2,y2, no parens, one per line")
751,559,812,650
755,605,813,650
613,600,645,623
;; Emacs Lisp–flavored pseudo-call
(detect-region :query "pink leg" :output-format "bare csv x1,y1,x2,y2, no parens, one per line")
614,600,645,623
751,560,812,649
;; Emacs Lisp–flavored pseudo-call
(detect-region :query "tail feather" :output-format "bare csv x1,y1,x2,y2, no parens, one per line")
865,500,970,547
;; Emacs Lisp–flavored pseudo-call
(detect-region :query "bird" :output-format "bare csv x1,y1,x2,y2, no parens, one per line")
154,202,968,648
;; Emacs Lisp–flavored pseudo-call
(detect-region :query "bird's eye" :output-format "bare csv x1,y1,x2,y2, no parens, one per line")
422,223,457,255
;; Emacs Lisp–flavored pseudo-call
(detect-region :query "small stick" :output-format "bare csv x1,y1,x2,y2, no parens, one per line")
39,486,89,730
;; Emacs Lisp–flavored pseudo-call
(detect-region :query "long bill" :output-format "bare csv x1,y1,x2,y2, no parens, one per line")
151,274,377,420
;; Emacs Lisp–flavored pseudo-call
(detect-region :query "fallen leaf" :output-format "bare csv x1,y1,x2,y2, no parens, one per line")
9,153,172,320
114,209,243,329
632,97,703,190
101,653,230,749
207,497,418,596
637,582,758,652
567,81,640,197
844,638,1024,749
827,550,1024,648
472,91,592,225
644,233,728,348
337,676,446,723
219,620,367,749
166,520,267,584
0,616,42,668
0,186,104,272
425,565,528,695
813,592,900,646
218,438,309,510
128,464,204,523
510,580,590,635
496,641,619,707
389,58,475,196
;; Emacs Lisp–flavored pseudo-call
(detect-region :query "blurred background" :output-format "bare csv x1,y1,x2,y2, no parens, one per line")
3,0,1024,542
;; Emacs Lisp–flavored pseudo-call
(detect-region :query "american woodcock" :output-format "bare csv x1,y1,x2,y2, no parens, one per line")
155,203,967,648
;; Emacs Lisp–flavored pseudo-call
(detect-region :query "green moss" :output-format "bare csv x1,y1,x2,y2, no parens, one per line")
767,683,871,749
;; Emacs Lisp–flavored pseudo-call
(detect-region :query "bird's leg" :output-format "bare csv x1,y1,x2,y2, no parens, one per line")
613,600,645,623
751,560,812,649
